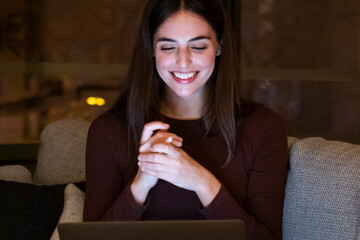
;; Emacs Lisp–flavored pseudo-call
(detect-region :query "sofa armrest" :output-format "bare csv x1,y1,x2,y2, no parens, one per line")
0,165,33,184
50,183,85,240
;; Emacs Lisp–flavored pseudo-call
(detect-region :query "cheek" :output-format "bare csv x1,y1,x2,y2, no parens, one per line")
155,56,174,82
194,53,216,68
155,56,165,68
155,60,165,78
155,55,172,73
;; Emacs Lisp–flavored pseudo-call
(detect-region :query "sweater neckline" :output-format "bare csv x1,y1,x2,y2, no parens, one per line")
161,115,203,127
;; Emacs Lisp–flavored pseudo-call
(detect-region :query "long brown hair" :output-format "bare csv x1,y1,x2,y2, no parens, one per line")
111,0,241,167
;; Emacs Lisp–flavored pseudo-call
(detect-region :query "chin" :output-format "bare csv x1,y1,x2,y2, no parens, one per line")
175,92,194,98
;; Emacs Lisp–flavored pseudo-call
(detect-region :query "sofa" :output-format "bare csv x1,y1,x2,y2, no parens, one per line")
0,118,359,240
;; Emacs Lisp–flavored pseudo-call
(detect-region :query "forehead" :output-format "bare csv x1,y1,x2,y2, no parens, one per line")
154,10,216,40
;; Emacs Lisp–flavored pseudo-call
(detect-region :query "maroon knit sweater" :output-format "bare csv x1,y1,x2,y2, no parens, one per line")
83,101,288,240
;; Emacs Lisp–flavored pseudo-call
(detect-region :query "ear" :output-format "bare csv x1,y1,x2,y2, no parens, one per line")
216,39,223,56
216,45,222,56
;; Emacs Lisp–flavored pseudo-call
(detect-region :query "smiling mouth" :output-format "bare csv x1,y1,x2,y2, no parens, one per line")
171,71,198,84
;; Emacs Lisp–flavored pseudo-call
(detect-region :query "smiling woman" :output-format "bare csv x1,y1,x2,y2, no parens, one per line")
83,1,288,240
153,10,219,116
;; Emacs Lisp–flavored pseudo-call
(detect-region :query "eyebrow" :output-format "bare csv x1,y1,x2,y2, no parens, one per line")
156,36,211,43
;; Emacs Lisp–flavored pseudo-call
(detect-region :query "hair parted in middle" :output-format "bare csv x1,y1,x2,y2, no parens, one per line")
111,0,241,167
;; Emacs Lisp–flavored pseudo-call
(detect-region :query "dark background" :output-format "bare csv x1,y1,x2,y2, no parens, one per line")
0,0,359,144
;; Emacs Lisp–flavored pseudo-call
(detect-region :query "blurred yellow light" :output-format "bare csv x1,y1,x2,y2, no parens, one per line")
87,97,106,106
96,98,105,106
87,97,96,105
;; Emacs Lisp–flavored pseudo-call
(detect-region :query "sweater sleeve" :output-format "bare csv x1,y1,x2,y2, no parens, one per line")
83,113,147,221
199,108,288,240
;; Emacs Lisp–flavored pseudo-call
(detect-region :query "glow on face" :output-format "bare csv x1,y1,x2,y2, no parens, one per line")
153,10,218,100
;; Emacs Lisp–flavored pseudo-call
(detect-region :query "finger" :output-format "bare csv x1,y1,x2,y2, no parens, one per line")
139,168,169,180
154,131,183,143
139,133,182,153
149,143,181,157
138,167,178,188
171,140,183,147
138,157,174,176
140,139,182,153
138,160,165,172
138,152,179,167
140,121,169,144
165,136,183,147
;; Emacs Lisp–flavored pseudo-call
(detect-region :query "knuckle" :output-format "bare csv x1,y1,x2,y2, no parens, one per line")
143,122,151,129
163,144,171,152
169,133,178,138
149,154,156,162
161,131,171,138
156,132,165,138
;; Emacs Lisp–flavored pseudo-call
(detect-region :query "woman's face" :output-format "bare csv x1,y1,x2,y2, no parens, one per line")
153,10,219,101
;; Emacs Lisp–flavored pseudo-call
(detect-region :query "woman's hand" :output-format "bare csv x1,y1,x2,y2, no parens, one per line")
137,140,221,207
131,121,183,205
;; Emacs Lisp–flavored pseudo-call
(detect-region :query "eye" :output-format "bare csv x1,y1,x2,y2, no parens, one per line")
191,46,207,51
161,47,176,52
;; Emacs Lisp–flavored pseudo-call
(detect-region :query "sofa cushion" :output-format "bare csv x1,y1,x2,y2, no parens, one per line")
283,137,360,240
0,180,66,240
50,183,85,240
33,118,90,185
287,136,299,149
0,165,33,184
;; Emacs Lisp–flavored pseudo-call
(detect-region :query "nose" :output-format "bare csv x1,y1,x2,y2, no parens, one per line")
176,47,192,67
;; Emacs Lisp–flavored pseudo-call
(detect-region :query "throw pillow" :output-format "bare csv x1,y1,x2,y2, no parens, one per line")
0,180,66,240
283,137,360,240
33,118,90,185
287,136,299,149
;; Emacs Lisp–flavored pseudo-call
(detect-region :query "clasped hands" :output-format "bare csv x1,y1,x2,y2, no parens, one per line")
131,121,221,207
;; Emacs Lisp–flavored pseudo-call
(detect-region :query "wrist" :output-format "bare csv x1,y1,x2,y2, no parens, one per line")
130,177,151,205
195,172,221,207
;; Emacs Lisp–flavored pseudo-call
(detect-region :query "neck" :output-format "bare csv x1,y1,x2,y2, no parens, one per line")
161,91,204,120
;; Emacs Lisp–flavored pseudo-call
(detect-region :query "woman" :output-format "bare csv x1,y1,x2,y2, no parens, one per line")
83,0,288,239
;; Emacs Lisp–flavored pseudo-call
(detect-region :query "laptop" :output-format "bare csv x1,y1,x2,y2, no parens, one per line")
58,220,246,240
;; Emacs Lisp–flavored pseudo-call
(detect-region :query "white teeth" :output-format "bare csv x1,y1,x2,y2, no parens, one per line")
173,72,196,79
